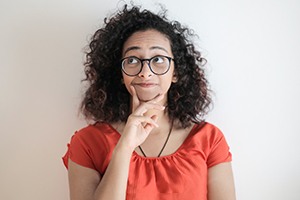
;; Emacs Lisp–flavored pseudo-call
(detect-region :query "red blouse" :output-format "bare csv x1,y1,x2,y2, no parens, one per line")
63,122,232,200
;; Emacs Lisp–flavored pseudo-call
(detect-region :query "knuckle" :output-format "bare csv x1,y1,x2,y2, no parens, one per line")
128,115,135,121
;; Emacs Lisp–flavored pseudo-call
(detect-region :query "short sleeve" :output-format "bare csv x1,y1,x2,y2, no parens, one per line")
62,131,96,170
62,124,118,174
206,127,232,168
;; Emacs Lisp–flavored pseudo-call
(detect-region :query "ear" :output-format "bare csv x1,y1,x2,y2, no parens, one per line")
172,73,178,83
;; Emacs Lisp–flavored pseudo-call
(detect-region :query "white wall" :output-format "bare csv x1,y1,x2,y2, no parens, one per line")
1,0,299,199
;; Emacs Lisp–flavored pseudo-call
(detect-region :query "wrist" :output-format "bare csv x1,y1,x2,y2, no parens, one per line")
114,141,135,158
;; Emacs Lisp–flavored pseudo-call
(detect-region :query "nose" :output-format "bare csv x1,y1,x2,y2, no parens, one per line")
138,61,153,78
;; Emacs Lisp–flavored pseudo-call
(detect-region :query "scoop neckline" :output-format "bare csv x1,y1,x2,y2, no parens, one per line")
105,122,203,160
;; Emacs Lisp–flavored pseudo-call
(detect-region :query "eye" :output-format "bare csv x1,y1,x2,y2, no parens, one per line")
152,56,165,64
126,57,139,65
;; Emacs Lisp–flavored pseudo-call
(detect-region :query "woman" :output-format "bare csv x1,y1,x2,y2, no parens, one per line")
63,5,236,200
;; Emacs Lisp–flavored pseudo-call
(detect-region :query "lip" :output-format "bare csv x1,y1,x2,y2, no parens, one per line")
133,83,158,88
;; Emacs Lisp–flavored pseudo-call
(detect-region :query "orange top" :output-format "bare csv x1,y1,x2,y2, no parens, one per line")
63,122,232,200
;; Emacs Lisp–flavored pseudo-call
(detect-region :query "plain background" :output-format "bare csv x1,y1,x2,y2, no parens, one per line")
1,0,299,199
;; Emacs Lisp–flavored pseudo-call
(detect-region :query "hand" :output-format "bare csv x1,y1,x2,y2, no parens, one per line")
118,85,165,151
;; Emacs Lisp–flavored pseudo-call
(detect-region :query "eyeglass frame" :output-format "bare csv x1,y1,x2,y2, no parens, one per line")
120,55,175,76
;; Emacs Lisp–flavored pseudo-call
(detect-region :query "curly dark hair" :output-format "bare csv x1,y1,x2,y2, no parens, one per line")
81,5,212,128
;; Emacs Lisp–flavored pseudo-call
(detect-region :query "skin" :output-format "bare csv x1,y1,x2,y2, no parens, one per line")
68,29,236,200
122,29,177,103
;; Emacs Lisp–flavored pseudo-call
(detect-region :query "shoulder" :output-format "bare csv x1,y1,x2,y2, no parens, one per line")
187,122,232,167
188,121,229,150
69,122,120,150
73,122,117,139
64,122,120,172
191,121,224,138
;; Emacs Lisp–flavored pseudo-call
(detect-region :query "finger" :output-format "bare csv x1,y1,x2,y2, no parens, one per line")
130,85,140,111
144,115,158,133
151,115,158,122
144,123,156,134
132,115,159,128
149,93,165,104
134,102,165,116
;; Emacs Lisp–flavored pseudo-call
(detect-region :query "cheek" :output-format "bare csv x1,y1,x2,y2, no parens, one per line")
160,76,173,93
162,69,176,90
122,75,133,94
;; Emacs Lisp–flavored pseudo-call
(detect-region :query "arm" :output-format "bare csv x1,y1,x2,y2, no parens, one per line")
68,88,165,200
68,143,132,200
207,162,236,200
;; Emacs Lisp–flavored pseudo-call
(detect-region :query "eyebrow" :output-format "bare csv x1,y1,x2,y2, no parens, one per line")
123,46,169,55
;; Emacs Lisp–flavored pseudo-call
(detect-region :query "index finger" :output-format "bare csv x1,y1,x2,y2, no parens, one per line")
149,93,164,104
130,85,140,112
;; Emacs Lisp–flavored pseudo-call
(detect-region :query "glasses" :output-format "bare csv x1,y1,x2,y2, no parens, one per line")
121,55,174,76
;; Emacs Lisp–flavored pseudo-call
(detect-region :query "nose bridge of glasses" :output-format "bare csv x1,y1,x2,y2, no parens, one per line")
141,58,151,67
140,58,153,72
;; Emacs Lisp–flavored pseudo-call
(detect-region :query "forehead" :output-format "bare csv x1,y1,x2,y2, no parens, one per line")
122,29,172,55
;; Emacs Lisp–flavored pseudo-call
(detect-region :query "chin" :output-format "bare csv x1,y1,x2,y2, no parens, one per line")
137,93,158,102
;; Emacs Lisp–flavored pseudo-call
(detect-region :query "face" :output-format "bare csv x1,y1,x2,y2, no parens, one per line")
122,29,177,103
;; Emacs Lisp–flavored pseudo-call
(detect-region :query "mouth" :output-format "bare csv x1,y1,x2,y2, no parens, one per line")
133,83,158,88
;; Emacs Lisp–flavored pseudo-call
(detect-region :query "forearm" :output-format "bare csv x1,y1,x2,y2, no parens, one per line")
93,143,133,200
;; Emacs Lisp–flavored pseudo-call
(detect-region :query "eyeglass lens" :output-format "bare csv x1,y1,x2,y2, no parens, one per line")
122,56,171,76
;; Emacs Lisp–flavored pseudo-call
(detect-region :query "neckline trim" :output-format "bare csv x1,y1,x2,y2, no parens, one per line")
103,121,206,160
